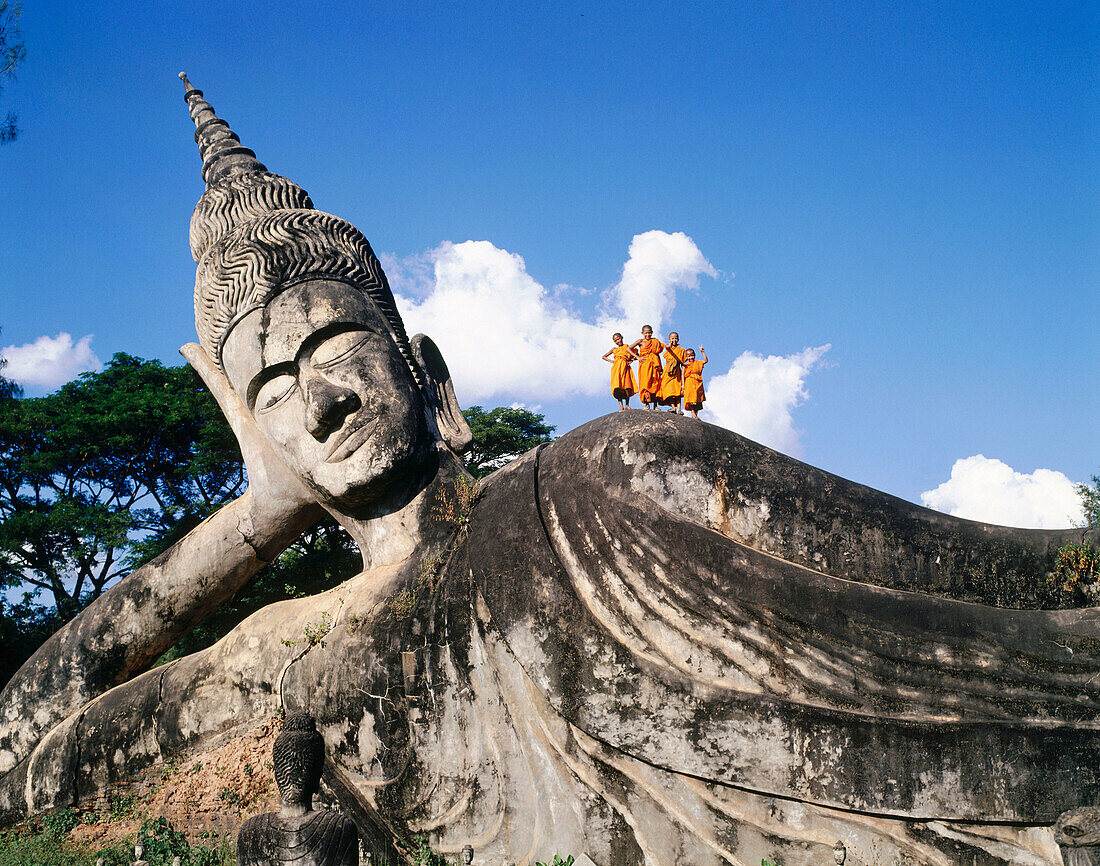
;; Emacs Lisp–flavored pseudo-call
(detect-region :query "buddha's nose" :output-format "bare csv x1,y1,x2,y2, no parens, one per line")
302,374,361,440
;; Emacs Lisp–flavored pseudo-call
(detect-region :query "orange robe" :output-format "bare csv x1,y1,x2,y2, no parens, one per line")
658,345,688,404
636,338,664,403
609,346,637,397
683,360,706,409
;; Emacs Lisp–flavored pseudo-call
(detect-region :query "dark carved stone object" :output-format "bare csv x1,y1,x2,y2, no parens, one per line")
1057,808,1100,866
237,713,358,865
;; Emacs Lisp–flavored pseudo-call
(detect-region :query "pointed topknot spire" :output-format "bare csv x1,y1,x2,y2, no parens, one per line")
179,72,267,186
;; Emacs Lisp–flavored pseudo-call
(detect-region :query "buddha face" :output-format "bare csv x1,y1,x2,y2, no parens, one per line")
222,279,431,509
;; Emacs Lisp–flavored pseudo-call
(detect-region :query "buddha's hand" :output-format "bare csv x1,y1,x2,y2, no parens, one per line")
181,343,318,517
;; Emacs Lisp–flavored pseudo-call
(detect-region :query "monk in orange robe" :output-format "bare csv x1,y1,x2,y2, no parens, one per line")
602,332,640,410
681,346,708,418
657,331,688,414
629,325,664,410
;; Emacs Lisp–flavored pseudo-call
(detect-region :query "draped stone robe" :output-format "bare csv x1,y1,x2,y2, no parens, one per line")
6,413,1096,865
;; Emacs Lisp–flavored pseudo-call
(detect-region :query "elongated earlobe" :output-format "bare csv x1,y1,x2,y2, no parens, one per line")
411,334,473,455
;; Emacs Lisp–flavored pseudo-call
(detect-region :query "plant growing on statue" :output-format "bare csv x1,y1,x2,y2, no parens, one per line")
280,611,333,648
1050,473,1100,603
431,477,480,530
409,833,447,865
1052,543,1098,597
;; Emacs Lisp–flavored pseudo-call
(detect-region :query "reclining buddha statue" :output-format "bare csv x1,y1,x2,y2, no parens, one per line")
0,75,1096,866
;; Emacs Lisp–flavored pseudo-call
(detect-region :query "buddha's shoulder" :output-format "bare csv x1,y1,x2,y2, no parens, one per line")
480,410,757,496
539,411,763,481
238,808,356,835
237,809,357,860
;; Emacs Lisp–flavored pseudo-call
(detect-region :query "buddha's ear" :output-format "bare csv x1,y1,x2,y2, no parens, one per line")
411,334,473,455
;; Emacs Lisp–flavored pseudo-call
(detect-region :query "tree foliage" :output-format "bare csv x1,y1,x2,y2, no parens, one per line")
0,1,24,144
1077,474,1100,529
0,326,22,399
0,353,243,620
1050,473,1100,606
461,405,556,478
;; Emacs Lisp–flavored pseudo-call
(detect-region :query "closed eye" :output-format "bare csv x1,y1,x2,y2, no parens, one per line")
255,373,297,414
312,330,373,368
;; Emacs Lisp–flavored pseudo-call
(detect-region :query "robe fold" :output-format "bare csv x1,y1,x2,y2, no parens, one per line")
635,338,664,403
658,344,688,404
609,345,636,396
683,359,705,408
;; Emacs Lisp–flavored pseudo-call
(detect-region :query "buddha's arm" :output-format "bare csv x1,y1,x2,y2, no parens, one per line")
0,343,325,776
0,488,324,776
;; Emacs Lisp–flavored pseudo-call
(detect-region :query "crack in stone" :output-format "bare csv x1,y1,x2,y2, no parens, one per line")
235,515,273,566
68,703,91,809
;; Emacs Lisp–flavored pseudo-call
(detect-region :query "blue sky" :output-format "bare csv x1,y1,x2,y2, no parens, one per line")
1,1,1096,526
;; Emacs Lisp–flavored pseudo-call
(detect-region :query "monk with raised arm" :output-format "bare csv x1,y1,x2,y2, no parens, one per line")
629,325,664,409
602,332,638,410
657,331,688,414
682,345,708,418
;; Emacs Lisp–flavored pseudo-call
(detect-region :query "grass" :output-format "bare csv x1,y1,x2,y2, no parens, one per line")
0,813,235,866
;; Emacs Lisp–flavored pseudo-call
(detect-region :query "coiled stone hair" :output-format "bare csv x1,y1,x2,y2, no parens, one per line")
189,171,313,264
181,73,421,387
193,207,420,385
272,712,325,805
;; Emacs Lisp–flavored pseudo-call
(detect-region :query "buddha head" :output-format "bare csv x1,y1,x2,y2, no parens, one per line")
181,75,471,510
272,712,325,810
1055,807,1100,861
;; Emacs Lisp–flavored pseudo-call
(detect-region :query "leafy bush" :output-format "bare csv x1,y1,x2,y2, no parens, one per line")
0,831,95,865
39,809,79,839
1051,541,1098,601
410,834,447,865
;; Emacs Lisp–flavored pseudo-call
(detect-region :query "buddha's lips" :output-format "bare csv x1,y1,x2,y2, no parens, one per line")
325,418,378,463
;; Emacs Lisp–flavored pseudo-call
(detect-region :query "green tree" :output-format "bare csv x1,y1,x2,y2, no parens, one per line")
0,1,25,144
1050,473,1100,605
1077,474,1100,529
0,327,22,399
0,353,243,621
461,405,555,478
0,591,61,688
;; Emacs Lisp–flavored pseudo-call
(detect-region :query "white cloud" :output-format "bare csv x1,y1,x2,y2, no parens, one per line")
702,345,831,456
920,455,1083,529
390,231,716,403
604,230,718,330
0,333,102,389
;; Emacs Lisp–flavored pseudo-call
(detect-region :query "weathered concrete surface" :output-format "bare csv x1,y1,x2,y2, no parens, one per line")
468,414,1099,818
4,412,1095,864
0,490,323,779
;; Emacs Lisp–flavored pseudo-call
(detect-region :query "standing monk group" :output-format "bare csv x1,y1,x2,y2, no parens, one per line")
602,326,709,417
